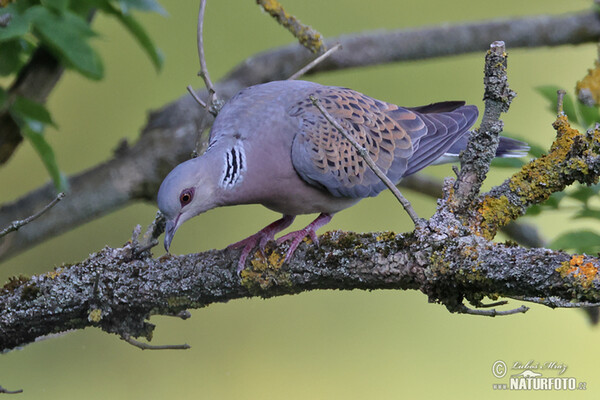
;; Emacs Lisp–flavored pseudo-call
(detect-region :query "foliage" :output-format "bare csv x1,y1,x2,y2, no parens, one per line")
0,0,165,191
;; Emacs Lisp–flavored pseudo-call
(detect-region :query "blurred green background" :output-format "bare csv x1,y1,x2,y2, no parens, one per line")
1,0,598,398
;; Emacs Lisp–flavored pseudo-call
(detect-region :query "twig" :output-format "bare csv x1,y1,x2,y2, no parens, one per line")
121,335,190,351
478,300,508,308
256,0,325,54
452,41,515,212
557,89,566,114
457,304,529,317
510,296,600,309
0,385,23,395
309,96,420,225
186,85,207,109
195,0,222,116
288,43,342,81
0,192,64,238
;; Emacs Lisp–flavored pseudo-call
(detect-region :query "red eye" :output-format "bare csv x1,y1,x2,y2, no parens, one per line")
179,188,194,206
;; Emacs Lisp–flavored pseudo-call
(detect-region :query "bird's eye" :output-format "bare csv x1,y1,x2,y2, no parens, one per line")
179,188,194,207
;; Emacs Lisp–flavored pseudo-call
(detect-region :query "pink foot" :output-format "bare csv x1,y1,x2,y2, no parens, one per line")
228,215,295,273
276,213,333,262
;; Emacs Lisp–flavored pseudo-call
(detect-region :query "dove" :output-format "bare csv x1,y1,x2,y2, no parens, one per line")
157,80,528,272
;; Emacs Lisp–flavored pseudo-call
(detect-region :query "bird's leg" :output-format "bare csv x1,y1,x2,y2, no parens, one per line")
276,213,333,261
228,215,295,272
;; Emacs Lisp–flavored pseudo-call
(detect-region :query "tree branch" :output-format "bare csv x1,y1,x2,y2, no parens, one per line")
1,10,598,261
451,41,515,212
256,0,325,54
0,192,64,238
1,225,598,352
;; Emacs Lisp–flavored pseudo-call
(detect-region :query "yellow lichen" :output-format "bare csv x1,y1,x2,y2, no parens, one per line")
477,195,519,239
476,115,595,239
557,255,599,289
240,247,291,293
376,231,396,242
88,308,102,323
576,61,600,105
46,269,63,280
256,0,323,53
570,254,585,267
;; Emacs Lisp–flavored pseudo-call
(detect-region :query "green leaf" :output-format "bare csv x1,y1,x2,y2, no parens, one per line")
578,102,600,129
574,208,600,220
525,204,542,216
551,231,600,254
0,3,32,42
30,8,103,80
525,192,565,216
0,87,6,108
111,9,163,70
490,157,525,169
118,0,167,16
41,0,70,12
535,85,579,123
568,185,600,205
10,96,56,128
544,191,566,209
9,95,66,191
20,126,68,192
0,39,26,76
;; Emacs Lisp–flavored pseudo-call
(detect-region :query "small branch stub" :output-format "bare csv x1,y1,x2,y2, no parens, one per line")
122,334,190,351
288,43,342,81
557,89,566,115
193,0,223,116
0,385,23,395
452,40,514,212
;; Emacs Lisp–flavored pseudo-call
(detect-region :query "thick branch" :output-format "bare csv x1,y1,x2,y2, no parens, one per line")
1,10,599,262
1,226,598,352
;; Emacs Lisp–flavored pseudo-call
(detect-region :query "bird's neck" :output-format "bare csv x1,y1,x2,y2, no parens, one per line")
198,146,248,209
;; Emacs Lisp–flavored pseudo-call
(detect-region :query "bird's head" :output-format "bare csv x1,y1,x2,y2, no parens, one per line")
157,157,217,252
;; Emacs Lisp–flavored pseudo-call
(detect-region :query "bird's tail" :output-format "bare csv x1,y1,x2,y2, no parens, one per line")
428,134,529,167
494,136,530,158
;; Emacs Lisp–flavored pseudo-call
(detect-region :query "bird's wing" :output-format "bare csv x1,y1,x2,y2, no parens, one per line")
401,104,478,176
290,86,476,198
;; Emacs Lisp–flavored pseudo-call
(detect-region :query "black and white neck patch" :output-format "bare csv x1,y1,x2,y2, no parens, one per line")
220,146,246,189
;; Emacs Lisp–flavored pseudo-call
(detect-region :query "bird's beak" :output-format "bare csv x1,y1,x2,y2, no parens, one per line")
164,215,180,253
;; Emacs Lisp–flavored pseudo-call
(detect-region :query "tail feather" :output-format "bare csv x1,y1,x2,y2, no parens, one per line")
427,135,529,168
495,136,530,158
442,134,529,159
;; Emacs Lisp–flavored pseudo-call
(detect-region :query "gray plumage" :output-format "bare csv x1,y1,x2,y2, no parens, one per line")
157,80,528,270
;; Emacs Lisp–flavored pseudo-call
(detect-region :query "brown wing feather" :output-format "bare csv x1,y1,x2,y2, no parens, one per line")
289,87,428,198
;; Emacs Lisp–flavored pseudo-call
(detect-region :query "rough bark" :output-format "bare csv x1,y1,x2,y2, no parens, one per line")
2,223,596,352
